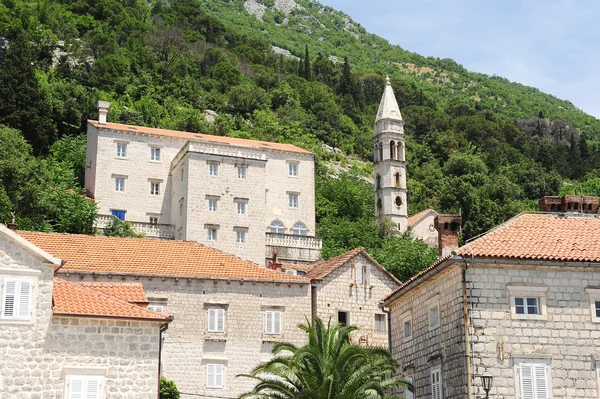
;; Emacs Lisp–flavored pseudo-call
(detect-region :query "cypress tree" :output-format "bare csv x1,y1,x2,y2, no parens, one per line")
304,44,311,80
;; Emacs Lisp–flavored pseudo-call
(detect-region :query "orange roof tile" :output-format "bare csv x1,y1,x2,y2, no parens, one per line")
18,231,306,283
407,208,438,226
384,213,600,304
53,278,171,321
78,282,148,305
88,120,312,154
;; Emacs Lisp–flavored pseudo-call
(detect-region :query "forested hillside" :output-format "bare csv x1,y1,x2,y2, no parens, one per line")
0,0,599,280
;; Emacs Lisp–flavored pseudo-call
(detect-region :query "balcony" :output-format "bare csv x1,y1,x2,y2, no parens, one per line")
265,232,322,264
95,215,175,239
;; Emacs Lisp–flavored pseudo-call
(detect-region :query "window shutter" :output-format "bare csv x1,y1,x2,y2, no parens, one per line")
85,378,100,399
519,364,534,399
533,364,548,399
430,369,442,399
217,309,224,332
208,309,216,332
69,377,84,399
2,280,16,318
273,312,281,334
265,311,273,333
18,281,31,319
215,364,223,387
356,264,364,284
207,364,215,387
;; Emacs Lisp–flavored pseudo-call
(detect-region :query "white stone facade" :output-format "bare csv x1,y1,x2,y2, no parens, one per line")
86,120,318,265
0,233,163,399
62,272,312,399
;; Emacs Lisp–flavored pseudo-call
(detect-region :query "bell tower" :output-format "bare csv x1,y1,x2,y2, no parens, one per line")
374,76,408,232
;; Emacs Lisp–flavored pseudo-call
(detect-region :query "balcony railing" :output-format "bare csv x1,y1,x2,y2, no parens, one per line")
95,215,175,239
265,232,322,263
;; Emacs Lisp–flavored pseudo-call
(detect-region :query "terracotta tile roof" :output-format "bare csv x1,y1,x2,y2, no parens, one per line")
407,208,438,226
53,278,171,321
304,248,365,280
78,282,148,305
18,231,306,283
88,120,312,154
384,213,600,304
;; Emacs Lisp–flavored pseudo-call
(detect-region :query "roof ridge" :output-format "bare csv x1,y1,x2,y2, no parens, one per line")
54,278,170,320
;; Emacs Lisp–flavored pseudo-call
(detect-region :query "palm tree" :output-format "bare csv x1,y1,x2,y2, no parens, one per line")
238,317,411,399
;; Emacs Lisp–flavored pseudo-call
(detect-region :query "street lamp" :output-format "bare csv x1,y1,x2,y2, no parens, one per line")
480,374,493,399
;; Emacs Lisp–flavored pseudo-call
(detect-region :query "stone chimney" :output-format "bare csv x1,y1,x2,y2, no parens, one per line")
98,101,110,124
7,212,17,231
539,195,599,214
435,214,462,258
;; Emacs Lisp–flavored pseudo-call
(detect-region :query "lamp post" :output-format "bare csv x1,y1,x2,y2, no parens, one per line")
480,374,493,399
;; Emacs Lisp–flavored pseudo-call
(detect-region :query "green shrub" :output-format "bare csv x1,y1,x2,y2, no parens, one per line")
160,377,180,399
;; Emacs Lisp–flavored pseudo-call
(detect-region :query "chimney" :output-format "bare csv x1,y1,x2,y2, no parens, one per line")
539,195,599,214
7,212,17,231
98,101,110,124
267,251,282,271
435,214,462,258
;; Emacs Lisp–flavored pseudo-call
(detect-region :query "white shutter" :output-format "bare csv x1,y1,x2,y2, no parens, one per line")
85,377,101,399
18,281,31,319
431,368,442,399
273,311,281,334
215,364,223,388
207,364,215,387
533,364,548,399
217,309,225,332
69,377,84,399
2,280,16,318
519,364,534,399
265,311,273,334
208,309,216,332
355,264,364,284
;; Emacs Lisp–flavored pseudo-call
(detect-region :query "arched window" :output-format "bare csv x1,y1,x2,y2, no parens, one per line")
292,222,307,236
390,140,395,159
376,174,381,189
395,172,400,187
270,220,285,234
378,143,383,161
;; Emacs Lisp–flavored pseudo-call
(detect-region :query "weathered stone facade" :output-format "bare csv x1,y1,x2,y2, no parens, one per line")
0,231,164,399
62,272,311,399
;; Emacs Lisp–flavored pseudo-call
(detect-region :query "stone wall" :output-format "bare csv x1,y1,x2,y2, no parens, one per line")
388,264,467,399
467,263,600,399
409,213,438,249
63,273,312,399
0,235,162,399
316,253,399,348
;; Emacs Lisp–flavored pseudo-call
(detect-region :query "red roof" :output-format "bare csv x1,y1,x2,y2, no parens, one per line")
384,213,600,303
88,120,312,154
18,231,305,283
78,282,148,305
53,278,171,321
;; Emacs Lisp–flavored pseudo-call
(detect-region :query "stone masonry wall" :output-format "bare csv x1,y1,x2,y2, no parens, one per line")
388,264,467,399
0,235,162,399
467,263,600,399
63,273,312,399
316,253,399,348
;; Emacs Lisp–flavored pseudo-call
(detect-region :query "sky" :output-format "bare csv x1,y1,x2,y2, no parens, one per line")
318,0,600,118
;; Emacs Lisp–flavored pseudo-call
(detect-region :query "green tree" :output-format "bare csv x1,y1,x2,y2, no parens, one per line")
372,235,439,281
160,377,180,399
303,44,311,80
103,218,145,238
239,317,410,399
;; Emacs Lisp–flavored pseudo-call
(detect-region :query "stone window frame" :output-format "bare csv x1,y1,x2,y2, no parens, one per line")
208,161,219,177
62,367,107,399
426,295,441,331
236,164,247,180
205,363,225,389
263,306,284,336
507,284,548,321
204,224,219,242
374,313,386,333
234,226,248,244
430,366,442,399
149,145,161,162
147,297,168,314
149,216,158,225
512,354,552,399
149,180,160,196
205,304,228,334
234,198,249,215
112,174,127,192
585,287,600,323
287,192,299,209
400,310,413,342
0,270,38,325
352,262,370,287
115,140,128,159
287,161,299,178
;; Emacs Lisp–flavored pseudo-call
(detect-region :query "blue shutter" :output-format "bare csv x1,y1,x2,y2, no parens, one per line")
111,210,126,220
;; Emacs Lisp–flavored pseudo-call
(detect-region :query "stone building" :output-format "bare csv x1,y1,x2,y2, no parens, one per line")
373,78,461,256
383,202,600,399
86,102,320,265
0,224,171,399
274,247,401,348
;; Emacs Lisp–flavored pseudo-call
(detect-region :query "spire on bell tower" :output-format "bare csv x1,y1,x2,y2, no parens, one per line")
373,75,408,232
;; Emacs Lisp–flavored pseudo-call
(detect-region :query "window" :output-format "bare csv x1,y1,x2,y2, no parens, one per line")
395,172,401,187
209,163,218,176
150,147,160,161
585,287,600,322
236,231,245,244
337,311,349,327
395,196,403,207
404,376,414,399
150,182,160,196
208,308,225,333
149,217,158,225
515,297,539,315
65,375,103,399
115,178,124,192
206,364,224,388
1,279,32,320
265,311,282,334
354,263,369,285
111,210,126,221
209,200,217,212
237,202,246,215
208,229,217,241
596,301,600,318
403,318,413,341
518,363,549,399
292,222,307,236
375,314,386,332
429,304,440,329
430,368,442,399
148,304,165,313
116,143,127,158
288,163,298,177
270,220,284,234
289,194,298,208
237,166,246,180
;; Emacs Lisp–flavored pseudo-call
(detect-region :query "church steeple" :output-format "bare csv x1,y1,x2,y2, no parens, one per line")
373,76,408,232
